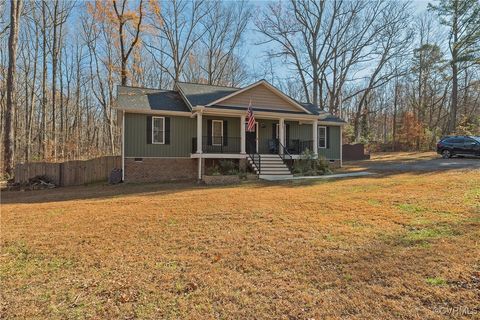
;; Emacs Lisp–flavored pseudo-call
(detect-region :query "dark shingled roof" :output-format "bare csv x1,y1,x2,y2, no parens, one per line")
176,82,239,107
299,102,320,115
115,83,346,123
321,114,346,123
300,102,346,123
116,86,190,112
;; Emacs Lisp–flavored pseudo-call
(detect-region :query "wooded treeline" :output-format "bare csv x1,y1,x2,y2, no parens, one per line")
1,0,479,176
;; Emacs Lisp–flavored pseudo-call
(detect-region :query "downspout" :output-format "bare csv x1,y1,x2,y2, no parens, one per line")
340,125,343,168
122,110,125,181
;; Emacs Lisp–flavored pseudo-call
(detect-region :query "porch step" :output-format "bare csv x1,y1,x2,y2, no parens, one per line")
259,174,294,180
247,154,293,179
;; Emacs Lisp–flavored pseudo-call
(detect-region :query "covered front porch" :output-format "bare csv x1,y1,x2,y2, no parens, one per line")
191,111,319,158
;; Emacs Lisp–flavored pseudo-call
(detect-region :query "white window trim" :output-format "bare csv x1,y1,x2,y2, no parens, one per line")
152,116,165,144
318,126,327,149
212,120,224,146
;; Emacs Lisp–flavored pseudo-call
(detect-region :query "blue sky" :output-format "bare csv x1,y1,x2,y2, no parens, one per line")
242,0,431,82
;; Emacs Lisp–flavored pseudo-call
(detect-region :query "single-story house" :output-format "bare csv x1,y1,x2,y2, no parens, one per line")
114,79,346,182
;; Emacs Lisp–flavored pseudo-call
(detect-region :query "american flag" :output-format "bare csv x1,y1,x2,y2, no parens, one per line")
246,100,255,132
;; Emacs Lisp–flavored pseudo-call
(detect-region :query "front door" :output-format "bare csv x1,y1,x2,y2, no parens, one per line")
245,123,257,154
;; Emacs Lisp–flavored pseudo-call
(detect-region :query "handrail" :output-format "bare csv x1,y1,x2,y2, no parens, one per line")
247,140,261,174
278,140,293,170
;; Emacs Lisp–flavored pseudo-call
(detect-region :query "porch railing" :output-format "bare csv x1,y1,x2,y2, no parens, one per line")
257,138,314,155
278,140,293,170
191,136,314,155
247,140,261,174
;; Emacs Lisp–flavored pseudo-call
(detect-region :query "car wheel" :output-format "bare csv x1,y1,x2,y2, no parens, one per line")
442,150,451,159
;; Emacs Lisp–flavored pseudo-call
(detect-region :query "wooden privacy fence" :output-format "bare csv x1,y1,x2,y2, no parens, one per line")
14,156,121,186
342,144,370,161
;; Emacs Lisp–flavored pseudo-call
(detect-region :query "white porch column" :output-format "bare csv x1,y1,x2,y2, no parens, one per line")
279,118,285,155
197,158,202,180
196,112,203,154
240,115,246,154
312,120,318,157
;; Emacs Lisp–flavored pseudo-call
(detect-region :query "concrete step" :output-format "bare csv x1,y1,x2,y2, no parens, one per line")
257,164,287,168
248,161,286,166
262,167,291,173
259,174,294,180
258,162,286,166
248,154,293,177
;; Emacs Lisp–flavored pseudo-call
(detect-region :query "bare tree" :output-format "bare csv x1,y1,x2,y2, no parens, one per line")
146,0,208,83
112,0,144,86
197,0,251,85
3,0,23,177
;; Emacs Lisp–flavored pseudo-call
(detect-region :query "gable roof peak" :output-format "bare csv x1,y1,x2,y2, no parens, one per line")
205,79,312,114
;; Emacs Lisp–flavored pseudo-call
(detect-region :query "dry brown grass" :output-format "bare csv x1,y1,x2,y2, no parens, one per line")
1,169,479,319
369,151,438,162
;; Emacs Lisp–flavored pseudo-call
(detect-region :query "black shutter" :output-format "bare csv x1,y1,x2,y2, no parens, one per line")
285,124,290,147
223,120,228,146
207,119,212,145
165,117,170,144
326,127,330,149
272,123,276,139
146,116,152,144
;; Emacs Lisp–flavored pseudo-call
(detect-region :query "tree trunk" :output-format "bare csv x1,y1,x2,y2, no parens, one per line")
41,1,47,159
3,0,23,177
449,1,459,134
392,81,398,151
450,61,458,133
27,23,39,162
51,0,59,160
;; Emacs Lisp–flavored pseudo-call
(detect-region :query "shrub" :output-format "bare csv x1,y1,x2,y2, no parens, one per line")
206,165,222,176
219,160,236,173
293,149,331,176
205,160,239,176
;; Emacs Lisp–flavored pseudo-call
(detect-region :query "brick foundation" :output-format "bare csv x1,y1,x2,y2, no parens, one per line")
124,158,197,183
327,159,341,169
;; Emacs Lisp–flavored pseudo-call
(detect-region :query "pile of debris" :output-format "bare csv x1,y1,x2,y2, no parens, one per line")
7,175,57,191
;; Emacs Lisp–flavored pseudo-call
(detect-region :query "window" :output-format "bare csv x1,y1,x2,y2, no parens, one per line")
318,126,326,148
212,120,223,146
152,117,165,144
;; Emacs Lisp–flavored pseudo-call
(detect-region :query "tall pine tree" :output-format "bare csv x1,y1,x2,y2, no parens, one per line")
428,0,480,133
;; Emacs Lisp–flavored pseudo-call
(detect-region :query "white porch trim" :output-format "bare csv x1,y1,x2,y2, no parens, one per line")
279,118,285,155
122,110,125,181
240,114,246,154
196,111,203,154
190,153,248,159
312,120,318,156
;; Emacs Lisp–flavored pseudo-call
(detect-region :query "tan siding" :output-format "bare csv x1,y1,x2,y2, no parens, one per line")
220,85,302,112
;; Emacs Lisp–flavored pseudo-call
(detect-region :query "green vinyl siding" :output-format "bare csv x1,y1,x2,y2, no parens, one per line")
202,116,241,138
286,121,311,141
318,125,341,160
124,113,196,157
124,112,342,159
257,119,277,153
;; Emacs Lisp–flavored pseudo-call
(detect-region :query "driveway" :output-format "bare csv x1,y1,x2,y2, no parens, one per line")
344,152,480,172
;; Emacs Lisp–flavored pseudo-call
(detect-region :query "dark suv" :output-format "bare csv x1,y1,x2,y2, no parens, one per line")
437,136,480,158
